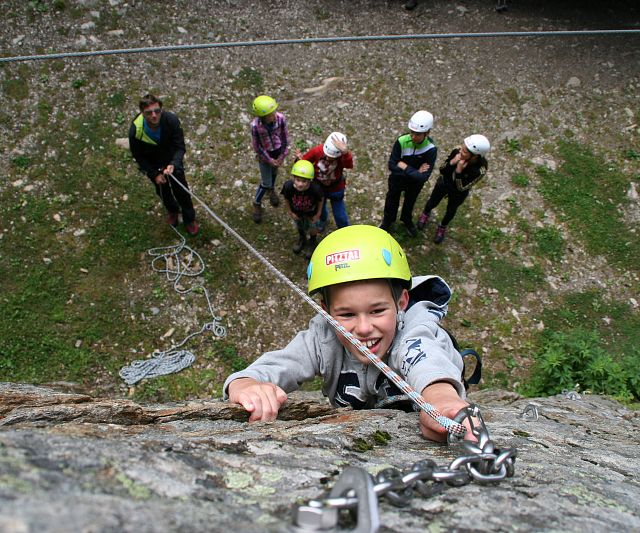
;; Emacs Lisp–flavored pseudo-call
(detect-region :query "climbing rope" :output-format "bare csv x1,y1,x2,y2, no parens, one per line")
166,173,467,437
118,224,226,386
1,29,639,64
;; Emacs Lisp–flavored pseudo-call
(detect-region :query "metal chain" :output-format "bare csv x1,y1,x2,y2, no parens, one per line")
119,225,226,385
166,173,466,436
292,405,517,533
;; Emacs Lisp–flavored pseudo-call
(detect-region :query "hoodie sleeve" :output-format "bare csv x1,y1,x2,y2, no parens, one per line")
390,276,465,398
392,316,465,399
223,315,328,398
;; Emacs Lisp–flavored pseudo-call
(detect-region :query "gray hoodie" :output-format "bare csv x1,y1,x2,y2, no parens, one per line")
223,276,465,409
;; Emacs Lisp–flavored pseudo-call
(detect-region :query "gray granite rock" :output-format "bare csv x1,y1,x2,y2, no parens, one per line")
1,383,638,532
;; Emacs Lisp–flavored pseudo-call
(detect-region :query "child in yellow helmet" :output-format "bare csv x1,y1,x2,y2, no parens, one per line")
280,160,324,258
224,225,472,441
250,95,290,223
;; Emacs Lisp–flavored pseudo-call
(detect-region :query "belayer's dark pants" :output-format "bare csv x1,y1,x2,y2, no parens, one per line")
382,174,426,226
151,169,196,224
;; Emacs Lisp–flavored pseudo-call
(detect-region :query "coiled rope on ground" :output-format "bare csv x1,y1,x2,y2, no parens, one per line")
118,225,226,386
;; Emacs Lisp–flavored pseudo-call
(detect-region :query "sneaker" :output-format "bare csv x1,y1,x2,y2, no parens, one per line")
434,225,446,244
167,212,179,227
403,221,418,237
269,189,280,207
292,233,306,255
185,221,200,236
416,212,430,230
252,203,263,224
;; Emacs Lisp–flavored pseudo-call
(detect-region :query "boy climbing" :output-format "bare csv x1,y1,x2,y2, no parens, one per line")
224,225,472,442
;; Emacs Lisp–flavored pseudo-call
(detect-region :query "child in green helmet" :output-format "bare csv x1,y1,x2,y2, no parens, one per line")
280,160,324,259
224,225,472,441
250,95,290,224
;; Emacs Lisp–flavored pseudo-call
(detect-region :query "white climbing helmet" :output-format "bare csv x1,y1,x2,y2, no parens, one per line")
464,134,491,156
323,132,347,158
407,110,433,133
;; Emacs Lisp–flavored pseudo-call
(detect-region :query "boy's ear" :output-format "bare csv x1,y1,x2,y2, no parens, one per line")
398,289,410,311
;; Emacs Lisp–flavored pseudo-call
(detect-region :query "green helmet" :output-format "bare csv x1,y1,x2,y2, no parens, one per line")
252,95,278,117
307,225,411,295
291,159,315,180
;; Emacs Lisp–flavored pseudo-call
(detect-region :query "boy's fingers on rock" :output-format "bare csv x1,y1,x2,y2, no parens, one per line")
275,386,288,403
237,393,255,413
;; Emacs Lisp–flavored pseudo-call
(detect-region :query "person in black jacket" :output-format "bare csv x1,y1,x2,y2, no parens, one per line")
128,94,199,235
417,134,490,244
380,110,437,237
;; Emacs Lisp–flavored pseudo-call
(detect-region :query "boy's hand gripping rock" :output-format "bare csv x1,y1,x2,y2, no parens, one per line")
228,378,288,422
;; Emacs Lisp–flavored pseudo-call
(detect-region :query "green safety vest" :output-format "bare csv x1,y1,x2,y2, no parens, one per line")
133,114,158,145
398,134,434,158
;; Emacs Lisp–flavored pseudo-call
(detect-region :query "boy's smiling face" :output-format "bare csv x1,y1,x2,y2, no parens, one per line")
327,279,409,363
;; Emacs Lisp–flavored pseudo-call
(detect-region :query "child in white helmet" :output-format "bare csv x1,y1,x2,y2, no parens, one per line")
417,134,490,244
250,95,290,224
280,160,324,258
224,225,473,442
295,132,353,231
381,111,437,237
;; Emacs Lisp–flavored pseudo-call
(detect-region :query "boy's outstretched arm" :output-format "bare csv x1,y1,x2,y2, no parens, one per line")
419,381,473,442
227,377,288,422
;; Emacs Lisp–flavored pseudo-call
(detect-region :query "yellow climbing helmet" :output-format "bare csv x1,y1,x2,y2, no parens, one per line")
291,160,315,180
307,225,411,295
252,95,278,117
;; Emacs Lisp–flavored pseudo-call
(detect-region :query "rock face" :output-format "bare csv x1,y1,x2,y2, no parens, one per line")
1,383,639,532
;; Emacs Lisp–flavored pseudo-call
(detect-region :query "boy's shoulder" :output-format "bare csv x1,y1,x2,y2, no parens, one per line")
309,180,324,195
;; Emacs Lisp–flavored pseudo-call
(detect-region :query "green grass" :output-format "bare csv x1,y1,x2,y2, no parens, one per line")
1,33,638,406
511,173,529,187
533,226,565,261
517,290,640,402
232,67,263,92
537,141,639,271
3,77,29,100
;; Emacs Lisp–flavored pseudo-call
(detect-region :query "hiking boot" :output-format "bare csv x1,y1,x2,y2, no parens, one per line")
434,225,446,244
379,221,393,232
292,233,306,255
269,189,280,207
252,202,263,223
304,235,318,260
403,220,418,237
416,212,430,230
185,221,200,236
167,212,179,227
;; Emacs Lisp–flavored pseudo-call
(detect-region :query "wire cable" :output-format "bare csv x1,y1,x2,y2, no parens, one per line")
1,29,639,63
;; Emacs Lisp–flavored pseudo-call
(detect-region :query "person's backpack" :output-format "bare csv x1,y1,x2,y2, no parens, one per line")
442,326,482,391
